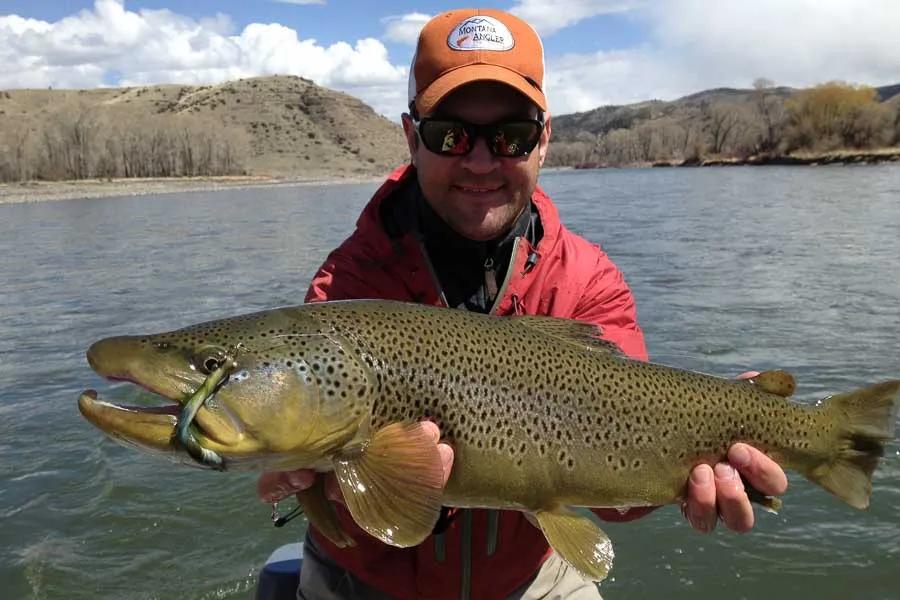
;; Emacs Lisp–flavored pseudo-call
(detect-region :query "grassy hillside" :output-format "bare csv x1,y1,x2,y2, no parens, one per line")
0,75,408,181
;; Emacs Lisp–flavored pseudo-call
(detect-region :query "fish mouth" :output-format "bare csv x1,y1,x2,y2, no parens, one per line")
78,381,242,467
78,388,184,459
78,338,245,463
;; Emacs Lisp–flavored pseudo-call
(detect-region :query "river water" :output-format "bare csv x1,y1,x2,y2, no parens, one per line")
1,166,898,599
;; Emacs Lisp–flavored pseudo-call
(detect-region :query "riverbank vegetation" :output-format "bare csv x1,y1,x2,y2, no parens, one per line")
547,81,900,168
0,76,408,184
1,77,898,184
0,110,247,182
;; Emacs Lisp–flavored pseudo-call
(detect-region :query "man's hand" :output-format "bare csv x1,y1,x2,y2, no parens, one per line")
256,421,454,505
683,371,789,533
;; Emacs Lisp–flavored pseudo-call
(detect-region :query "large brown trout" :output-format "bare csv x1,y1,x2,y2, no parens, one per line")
78,300,899,580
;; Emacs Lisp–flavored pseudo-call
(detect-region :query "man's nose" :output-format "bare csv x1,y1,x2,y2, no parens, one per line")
460,136,498,174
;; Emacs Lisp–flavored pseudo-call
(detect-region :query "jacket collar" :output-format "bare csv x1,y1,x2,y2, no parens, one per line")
357,164,562,261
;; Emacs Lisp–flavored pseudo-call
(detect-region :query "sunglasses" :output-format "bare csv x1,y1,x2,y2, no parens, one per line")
415,117,544,158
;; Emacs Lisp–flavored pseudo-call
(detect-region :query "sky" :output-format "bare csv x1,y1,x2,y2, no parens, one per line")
2,0,899,119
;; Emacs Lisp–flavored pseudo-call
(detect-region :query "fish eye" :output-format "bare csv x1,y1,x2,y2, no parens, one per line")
194,348,227,375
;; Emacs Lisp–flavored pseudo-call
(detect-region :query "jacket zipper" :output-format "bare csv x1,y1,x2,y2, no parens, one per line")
417,236,522,597
489,237,521,315
460,510,473,600
416,238,448,307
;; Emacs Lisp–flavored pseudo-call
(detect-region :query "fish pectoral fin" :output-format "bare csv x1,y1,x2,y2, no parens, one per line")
514,316,624,355
533,506,614,582
332,422,444,547
749,370,796,397
296,476,355,548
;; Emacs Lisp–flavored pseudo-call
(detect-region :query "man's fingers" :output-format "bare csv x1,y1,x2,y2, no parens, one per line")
714,463,754,532
421,420,441,443
685,464,717,533
421,419,454,487
437,443,454,487
728,443,788,496
735,371,760,381
257,469,315,503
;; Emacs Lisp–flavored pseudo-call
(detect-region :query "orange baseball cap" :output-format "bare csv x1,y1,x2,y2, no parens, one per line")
408,8,547,117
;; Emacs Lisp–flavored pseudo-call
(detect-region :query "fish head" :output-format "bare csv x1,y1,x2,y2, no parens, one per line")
78,308,375,471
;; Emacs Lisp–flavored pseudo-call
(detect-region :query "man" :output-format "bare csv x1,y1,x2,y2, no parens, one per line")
258,8,787,599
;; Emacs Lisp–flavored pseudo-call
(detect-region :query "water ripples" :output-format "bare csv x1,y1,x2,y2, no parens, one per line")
1,168,898,598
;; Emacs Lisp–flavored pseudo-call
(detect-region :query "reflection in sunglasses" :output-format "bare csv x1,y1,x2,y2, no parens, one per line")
418,118,543,158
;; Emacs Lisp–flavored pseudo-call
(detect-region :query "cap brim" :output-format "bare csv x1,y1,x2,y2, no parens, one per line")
415,64,547,116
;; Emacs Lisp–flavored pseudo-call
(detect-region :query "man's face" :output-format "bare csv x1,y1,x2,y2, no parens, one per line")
402,82,551,241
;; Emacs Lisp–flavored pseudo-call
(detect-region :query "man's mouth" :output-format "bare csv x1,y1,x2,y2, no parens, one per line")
455,183,503,193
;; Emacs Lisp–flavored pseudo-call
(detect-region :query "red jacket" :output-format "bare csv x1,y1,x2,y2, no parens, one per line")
304,165,650,599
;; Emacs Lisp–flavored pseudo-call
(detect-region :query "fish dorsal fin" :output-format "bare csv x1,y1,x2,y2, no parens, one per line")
533,506,614,581
751,370,796,397
295,476,356,548
332,422,444,547
515,316,623,355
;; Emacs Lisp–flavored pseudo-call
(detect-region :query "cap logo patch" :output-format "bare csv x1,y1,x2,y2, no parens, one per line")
447,16,514,51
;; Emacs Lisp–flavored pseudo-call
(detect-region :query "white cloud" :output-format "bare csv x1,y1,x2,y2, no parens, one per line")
544,0,900,114
0,0,405,117
381,12,431,45
509,0,646,36
2,0,899,120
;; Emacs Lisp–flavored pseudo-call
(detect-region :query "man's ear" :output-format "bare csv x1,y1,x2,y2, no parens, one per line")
537,113,551,167
401,113,419,167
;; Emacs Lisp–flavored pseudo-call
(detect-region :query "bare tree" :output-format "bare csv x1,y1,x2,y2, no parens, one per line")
753,78,785,153
703,103,740,154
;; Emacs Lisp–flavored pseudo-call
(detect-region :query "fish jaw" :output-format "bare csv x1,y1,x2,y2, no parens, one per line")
81,335,255,465
78,389,182,457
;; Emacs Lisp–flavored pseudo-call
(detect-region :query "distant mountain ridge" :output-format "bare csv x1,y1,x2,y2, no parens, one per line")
547,81,900,167
552,83,900,140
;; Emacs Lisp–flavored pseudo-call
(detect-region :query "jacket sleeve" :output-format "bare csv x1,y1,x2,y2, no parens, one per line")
305,246,377,302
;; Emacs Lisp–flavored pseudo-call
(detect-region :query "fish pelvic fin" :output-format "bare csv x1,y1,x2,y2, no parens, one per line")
296,476,355,549
807,380,900,509
332,422,444,547
533,506,614,582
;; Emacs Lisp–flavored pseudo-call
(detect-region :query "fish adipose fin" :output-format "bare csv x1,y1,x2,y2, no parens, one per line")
533,506,614,582
515,316,623,355
751,370,796,397
332,422,444,547
296,476,356,548
807,380,900,509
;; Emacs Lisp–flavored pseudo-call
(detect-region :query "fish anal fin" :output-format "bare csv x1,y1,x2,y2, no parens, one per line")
741,474,783,513
533,506,614,582
751,370,796,397
515,316,623,355
333,422,444,547
296,476,355,548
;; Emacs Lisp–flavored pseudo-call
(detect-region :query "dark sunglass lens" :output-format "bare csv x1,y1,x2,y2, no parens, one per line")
493,121,541,156
421,120,471,155
491,122,542,157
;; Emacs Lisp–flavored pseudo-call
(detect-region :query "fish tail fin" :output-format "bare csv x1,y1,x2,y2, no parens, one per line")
806,380,899,509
